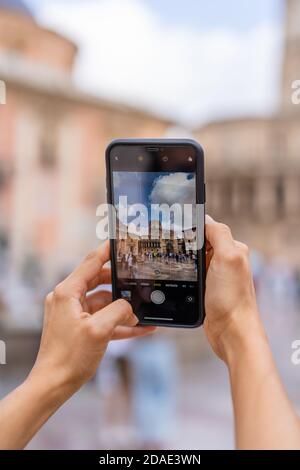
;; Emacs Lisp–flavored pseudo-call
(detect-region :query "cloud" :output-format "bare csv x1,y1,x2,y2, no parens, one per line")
150,173,197,231
150,173,195,205
36,0,282,126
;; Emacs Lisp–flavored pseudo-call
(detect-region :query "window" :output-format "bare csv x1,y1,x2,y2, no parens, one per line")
0,161,12,191
221,180,233,214
39,123,57,170
276,177,285,216
244,179,255,214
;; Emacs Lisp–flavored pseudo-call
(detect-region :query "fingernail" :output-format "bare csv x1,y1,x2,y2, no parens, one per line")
130,313,139,325
205,214,215,224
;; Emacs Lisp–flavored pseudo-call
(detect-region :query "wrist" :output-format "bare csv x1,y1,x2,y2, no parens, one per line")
1,370,75,449
26,363,78,409
218,309,269,367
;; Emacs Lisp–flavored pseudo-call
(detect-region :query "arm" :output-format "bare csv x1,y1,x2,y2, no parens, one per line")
204,215,300,450
0,242,155,449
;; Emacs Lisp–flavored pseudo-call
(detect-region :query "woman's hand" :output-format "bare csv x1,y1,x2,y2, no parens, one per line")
29,241,155,396
204,215,262,362
0,241,155,449
204,215,300,450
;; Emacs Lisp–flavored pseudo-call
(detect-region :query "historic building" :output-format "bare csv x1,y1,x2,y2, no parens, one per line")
116,220,196,260
195,0,300,264
0,0,298,335
0,0,170,288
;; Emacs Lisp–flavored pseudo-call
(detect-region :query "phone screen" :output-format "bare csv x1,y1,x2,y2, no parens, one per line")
108,144,204,327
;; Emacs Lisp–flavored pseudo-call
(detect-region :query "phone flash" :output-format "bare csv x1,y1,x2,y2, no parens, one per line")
138,156,144,162
188,156,193,162
114,156,119,161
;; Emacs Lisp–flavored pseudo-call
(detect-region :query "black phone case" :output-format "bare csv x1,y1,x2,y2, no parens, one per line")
105,138,206,328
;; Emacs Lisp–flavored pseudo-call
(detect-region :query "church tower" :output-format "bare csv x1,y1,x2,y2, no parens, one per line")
281,0,300,114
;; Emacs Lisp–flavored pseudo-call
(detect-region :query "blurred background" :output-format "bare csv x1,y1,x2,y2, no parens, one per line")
1,0,300,450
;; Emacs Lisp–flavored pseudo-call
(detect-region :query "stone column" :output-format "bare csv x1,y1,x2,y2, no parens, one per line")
56,117,83,272
255,177,276,221
11,108,41,279
285,175,300,216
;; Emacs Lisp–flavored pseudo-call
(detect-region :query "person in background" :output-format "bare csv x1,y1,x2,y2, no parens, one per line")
96,338,134,449
129,334,177,449
1,216,300,449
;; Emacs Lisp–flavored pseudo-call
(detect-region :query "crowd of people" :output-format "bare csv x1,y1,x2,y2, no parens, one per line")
118,250,197,271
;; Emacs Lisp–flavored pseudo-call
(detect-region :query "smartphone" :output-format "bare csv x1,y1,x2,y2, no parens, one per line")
106,139,205,328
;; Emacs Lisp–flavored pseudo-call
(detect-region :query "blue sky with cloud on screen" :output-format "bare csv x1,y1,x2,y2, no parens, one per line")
28,0,284,126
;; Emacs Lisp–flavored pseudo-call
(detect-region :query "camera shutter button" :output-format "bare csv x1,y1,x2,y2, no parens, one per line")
150,290,165,305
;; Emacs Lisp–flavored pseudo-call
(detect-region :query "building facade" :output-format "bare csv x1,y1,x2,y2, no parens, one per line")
0,1,170,288
116,220,196,261
194,0,300,264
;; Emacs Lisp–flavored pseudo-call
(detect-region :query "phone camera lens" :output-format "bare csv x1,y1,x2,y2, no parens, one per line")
162,156,168,162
